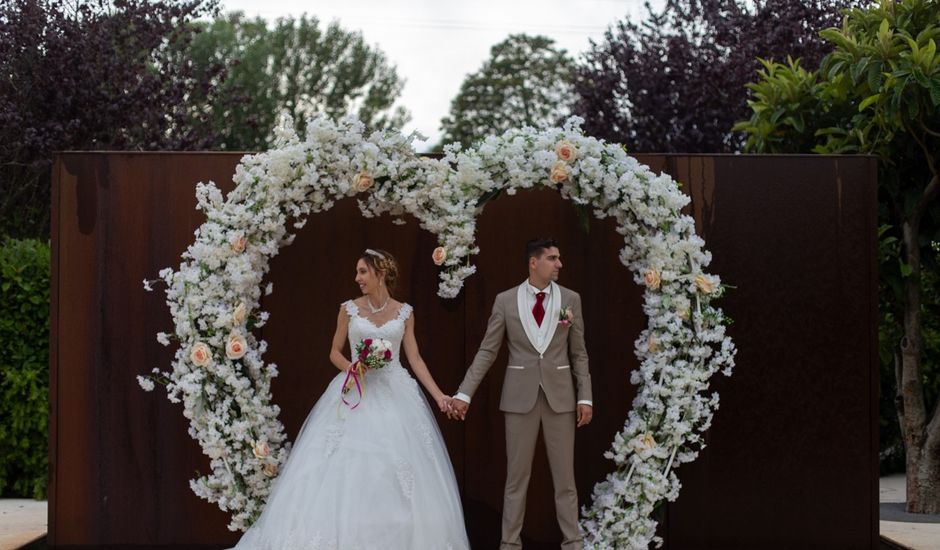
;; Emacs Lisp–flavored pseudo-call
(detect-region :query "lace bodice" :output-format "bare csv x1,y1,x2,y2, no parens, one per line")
344,300,412,366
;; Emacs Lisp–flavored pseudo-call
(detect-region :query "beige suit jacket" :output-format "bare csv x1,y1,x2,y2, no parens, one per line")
458,283,592,413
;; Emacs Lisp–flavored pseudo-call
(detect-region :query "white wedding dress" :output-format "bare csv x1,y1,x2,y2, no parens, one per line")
228,301,470,550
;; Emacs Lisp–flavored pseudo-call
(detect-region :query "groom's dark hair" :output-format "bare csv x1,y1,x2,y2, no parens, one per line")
525,238,559,262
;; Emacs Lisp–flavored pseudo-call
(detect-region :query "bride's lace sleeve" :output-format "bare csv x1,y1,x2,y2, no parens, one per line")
398,303,413,322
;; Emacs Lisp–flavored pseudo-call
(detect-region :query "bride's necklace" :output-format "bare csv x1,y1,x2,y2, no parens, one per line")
366,295,390,314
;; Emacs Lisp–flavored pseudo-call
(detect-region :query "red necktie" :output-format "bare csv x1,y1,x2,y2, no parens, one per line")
533,292,546,326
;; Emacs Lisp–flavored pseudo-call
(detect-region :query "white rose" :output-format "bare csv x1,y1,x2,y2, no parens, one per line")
372,340,388,355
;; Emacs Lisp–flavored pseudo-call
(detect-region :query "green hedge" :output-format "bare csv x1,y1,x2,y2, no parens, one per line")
0,237,49,499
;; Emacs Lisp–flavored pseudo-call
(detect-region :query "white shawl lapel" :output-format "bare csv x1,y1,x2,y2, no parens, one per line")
516,282,540,353
541,281,562,353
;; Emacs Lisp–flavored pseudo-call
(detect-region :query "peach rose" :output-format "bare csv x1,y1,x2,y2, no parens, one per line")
190,342,212,367
629,432,657,459
432,246,447,266
353,170,374,192
231,235,247,254
226,332,248,360
637,433,657,449
233,302,247,325
549,161,569,184
262,462,278,477
694,274,717,294
648,334,659,353
555,140,578,162
644,268,661,290
253,441,270,459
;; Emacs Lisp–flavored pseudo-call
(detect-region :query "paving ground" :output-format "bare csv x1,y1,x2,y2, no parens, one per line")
880,474,940,550
0,500,45,550
1,477,938,549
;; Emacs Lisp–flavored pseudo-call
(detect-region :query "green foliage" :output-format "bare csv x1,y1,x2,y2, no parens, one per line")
439,34,575,148
737,0,940,473
181,12,410,151
0,238,50,499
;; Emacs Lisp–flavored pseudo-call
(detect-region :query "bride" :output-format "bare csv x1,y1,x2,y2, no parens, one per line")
228,248,470,550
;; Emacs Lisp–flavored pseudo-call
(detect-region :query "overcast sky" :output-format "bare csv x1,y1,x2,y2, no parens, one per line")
218,0,662,150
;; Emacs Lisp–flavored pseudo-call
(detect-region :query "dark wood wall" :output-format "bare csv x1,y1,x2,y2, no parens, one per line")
49,152,879,549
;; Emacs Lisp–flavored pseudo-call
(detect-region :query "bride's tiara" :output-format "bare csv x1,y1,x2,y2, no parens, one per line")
364,248,386,260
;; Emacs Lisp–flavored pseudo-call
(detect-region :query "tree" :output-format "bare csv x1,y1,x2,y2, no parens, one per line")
736,0,940,513
439,34,575,148
181,12,410,151
572,0,859,152
0,0,227,239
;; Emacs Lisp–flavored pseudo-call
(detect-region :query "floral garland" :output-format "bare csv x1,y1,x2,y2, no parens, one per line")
140,115,736,547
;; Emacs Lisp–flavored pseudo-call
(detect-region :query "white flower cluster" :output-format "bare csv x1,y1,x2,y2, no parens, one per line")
140,114,735,543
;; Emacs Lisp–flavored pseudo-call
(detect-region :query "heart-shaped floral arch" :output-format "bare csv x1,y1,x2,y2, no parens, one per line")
140,115,736,549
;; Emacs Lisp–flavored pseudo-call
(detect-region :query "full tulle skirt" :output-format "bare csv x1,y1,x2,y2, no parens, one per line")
228,364,470,550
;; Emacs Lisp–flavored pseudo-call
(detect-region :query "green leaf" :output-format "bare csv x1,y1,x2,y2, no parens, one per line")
851,57,870,86
878,18,892,44
925,39,937,68
867,61,884,91
900,259,914,277
783,115,805,133
859,93,882,111
827,59,847,80
931,81,940,106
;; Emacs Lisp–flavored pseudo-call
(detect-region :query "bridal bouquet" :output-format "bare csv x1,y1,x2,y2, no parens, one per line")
341,338,393,409
354,338,393,370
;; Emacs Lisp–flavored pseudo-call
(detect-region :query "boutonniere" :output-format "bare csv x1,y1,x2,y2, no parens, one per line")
558,306,573,326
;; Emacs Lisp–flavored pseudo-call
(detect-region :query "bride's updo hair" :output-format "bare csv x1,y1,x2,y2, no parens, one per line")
361,248,399,294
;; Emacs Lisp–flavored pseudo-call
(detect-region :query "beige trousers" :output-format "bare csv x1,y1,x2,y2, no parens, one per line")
500,389,581,550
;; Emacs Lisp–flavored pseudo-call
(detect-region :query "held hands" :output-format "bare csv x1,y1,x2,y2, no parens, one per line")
447,397,469,421
435,395,467,420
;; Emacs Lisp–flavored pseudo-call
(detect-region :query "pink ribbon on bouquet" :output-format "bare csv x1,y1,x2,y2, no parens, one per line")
340,361,366,409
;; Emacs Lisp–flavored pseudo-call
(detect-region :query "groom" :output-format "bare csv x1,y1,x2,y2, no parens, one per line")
449,238,593,550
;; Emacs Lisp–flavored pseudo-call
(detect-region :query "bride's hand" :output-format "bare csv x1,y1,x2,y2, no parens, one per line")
436,395,452,414
347,361,367,374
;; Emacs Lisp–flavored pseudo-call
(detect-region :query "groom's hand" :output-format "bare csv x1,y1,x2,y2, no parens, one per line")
576,404,593,427
449,398,469,421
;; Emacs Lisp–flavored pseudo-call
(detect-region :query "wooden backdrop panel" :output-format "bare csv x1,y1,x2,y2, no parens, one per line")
654,156,879,550
49,152,878,549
